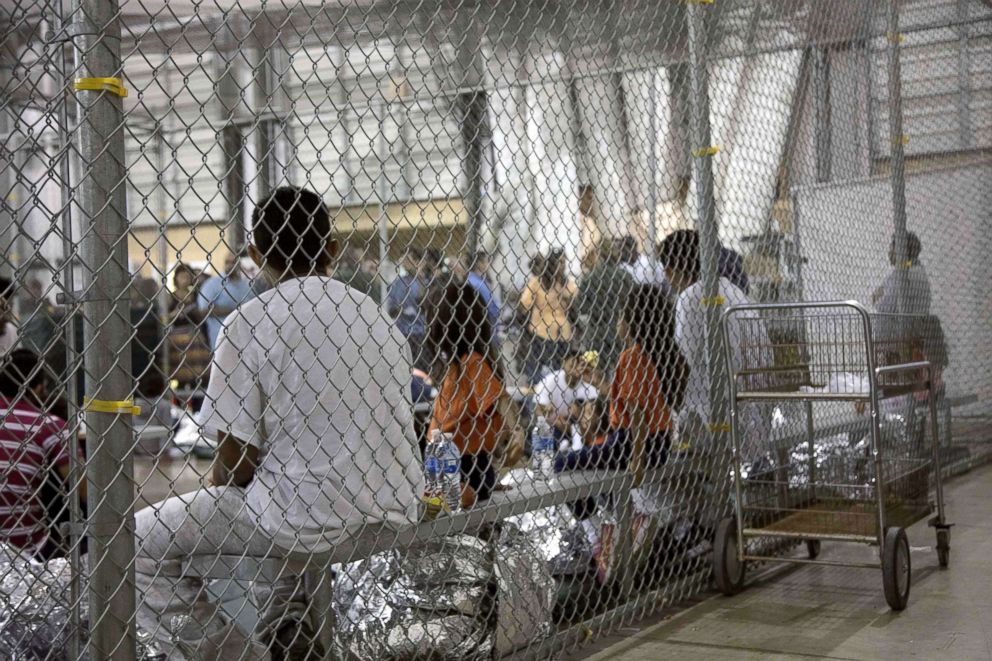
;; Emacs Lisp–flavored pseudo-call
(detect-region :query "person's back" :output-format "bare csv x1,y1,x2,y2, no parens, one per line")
575,260,636,373
204,276,421,548
876,263,931,316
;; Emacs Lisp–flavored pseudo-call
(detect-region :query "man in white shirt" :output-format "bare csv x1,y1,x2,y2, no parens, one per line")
534,350,599,434
134,187,424,659
658,230,771,459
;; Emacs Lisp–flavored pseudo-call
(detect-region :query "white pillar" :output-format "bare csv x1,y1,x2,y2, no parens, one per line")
575,72,636,238
526,48,581,275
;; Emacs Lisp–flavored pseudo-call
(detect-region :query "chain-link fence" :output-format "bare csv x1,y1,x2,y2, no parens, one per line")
1,0,990,658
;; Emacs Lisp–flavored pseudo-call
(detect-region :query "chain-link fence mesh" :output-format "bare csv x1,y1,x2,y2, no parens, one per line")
1,0,990,658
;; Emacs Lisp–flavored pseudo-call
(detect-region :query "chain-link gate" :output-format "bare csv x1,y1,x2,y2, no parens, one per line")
1,0,990,659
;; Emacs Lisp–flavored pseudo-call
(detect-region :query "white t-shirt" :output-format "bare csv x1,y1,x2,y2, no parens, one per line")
0,322,17,354
534,370,599,419
200,276,424,553
675,278,771,458
625,254,669,287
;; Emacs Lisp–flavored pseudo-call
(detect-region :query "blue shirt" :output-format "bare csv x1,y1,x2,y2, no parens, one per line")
386,274,427,338
198,274,256,348
466,272,501,329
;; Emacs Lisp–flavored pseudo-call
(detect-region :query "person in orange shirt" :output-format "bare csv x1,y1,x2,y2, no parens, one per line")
557,285,688,472
427,282,506,505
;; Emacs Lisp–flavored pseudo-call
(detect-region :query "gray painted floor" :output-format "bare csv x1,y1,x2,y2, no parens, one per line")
573,462,992,661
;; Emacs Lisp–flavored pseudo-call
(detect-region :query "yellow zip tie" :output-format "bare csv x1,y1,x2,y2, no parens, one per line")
83,397,141,415
887,32,905,44
686,0,715,4
893,134,910,146
74,77,129,98
692,145,720,158
701,295,725,307
708,422,732,434
898,260,913,269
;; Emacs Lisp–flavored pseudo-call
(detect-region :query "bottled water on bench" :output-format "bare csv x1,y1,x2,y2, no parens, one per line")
531,416,556,482
424,430,462,513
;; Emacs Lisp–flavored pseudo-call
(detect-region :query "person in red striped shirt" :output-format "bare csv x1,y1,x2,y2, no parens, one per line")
0,349,83,555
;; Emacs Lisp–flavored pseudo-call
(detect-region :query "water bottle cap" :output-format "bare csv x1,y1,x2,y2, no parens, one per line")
430,429,442,443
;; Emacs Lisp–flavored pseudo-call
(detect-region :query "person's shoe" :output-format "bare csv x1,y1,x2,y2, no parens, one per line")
270,618,325,661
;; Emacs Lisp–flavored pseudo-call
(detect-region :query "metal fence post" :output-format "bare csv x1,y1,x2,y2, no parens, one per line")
71,0,137,657
686,5,727,425
886,0,909,315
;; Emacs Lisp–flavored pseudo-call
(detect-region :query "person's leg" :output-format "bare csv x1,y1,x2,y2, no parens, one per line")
460,452,496,502
134,486,288,660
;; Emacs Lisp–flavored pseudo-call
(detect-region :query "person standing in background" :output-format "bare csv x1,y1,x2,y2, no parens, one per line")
574,239,637,377
387,247,438,371
658,229,771,460
197,252,255,350
334,245,381,303
519,249,576,384
455,251,501,332
873,231,931,315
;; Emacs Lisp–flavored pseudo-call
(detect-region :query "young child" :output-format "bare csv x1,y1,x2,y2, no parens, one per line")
555,285,688,473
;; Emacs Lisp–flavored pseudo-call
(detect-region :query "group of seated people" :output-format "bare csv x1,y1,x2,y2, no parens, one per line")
0,182,762,659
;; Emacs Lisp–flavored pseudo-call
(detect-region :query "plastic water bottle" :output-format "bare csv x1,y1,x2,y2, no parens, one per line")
531,416,556,481
424,430,462,513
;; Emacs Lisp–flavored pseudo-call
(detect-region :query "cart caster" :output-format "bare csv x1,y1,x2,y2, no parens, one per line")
713,517,745,596
806,539,821,560
936,528,950,569
882,527,911,611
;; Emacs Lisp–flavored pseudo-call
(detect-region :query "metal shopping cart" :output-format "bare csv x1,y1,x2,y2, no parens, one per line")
712,301,951,611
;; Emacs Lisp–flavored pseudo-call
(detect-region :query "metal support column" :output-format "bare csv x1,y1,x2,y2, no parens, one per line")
646,69,659,254
813,47,832,183
955,0,972,151
886,0,909,314
71,0,137,657
458,90,490,257
686,0,729,492
216,17,248,253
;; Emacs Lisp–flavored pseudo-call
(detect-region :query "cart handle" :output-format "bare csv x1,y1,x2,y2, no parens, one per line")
875,361,932,377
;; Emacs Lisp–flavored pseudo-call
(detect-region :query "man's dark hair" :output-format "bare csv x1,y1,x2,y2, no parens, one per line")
0,349,48,399
657,229,700,281
251,187,331,273
904,232,922,262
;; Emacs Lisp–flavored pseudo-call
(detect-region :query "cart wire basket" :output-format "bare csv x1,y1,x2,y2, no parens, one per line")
713,300,951,611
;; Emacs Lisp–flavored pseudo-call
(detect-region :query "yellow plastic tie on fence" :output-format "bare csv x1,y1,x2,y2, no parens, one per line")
893,134,910,146
691,145,720,158
74,77,129,98
887,32,905,45
686,0,715,4
701,295,725,307
83,397,141,415
708,422,732,434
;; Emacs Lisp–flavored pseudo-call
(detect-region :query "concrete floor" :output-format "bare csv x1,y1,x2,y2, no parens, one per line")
574,462,992,661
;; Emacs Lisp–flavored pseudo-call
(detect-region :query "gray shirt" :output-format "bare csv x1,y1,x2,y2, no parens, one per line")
876,263,932,315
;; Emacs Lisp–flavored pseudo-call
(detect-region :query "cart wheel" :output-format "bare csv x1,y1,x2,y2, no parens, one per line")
713,517,746,596
936,528,950,569
882,527,911,611
806,539,821,560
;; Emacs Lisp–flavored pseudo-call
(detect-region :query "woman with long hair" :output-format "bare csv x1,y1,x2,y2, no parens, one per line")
519,248,576,384
426,282,507,505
